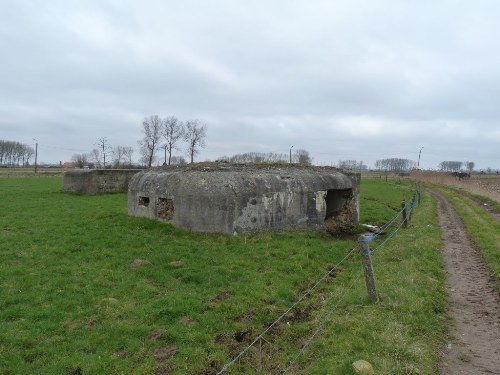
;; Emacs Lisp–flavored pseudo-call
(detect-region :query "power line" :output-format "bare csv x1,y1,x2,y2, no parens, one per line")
38,144,89,152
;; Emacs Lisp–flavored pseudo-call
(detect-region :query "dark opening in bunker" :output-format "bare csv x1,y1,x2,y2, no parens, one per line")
324,188,356,233
324,189,353,219
139,196,150,207
157,198,174,221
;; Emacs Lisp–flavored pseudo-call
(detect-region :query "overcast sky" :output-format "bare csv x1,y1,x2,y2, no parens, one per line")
1,1,499,170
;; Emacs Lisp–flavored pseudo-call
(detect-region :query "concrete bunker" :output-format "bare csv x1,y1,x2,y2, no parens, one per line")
128,164,360,235
63,169,142,195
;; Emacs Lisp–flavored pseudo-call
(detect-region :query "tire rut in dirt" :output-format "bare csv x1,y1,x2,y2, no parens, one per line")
431,190,500,375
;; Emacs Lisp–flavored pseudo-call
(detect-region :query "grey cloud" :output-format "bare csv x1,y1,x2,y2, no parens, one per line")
1,1,500,169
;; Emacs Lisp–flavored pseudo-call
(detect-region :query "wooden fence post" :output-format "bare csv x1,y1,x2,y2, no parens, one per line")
402,199,407,228
358,234,378,303
417,184,421,206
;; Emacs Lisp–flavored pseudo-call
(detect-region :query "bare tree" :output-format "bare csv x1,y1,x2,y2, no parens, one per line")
216,152,288,163
438,161,463,172
338,160,367,171
113,146,125,167
139,115,163,168
293,149,313,165
375,158,416,173
71,153,88,168
113,146,135,167
89,148,102,168
184,120,207,164
24,145,35,166
96,137,112,168
465,161,475,174
122,146,134,167
162,116,185,165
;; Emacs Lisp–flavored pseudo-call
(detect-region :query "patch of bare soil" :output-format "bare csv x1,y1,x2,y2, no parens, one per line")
214,290,232,302
235,310,255,323
146,329,165,341
131,258,151,267
431,190,500,374
179,316,196,325
153,346,178,362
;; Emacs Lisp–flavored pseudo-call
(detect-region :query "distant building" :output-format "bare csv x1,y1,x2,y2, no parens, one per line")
62,162,79,169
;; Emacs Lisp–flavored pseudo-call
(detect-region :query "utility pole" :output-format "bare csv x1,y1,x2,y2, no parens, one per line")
33,139,38,173
289,145,293,164
417,146,423,169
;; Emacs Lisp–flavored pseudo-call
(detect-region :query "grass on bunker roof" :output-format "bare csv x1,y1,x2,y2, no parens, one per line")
0,177,444,374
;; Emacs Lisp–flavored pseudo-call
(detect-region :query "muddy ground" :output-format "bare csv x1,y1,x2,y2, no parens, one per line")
431,190,500,374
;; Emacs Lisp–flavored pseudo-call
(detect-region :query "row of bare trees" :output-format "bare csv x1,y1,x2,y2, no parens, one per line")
374,158,416,173
139,115,207,167
217,149,313,165
337,160,368,171
0,140,35,167
438,160,475,173
72,138,134,169
218,152,288,163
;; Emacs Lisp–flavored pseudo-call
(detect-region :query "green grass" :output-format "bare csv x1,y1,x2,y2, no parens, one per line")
0,177,446,374
433,185,500,279
298,184,446,374
359,178,414,225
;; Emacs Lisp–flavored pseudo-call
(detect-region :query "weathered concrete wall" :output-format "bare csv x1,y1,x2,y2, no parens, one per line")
128,164,360,235
63,169,142,195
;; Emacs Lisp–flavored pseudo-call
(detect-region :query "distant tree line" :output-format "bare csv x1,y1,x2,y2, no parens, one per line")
293,149,313,164
438,160,474,173
0,140,35,167
217,152,288,163
374,158,416,173
139,115,207,167
72,139,134,169
217,149,313,165
337,160,368,171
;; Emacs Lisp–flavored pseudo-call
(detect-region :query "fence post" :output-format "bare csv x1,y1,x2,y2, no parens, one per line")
358,234,378,303
402,199,407,228
408,195,414,223
417,184,421,207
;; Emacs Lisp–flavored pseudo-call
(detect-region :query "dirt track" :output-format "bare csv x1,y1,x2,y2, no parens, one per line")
431,190,500,374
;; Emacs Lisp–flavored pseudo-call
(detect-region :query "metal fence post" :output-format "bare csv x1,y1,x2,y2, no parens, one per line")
358,234,378,303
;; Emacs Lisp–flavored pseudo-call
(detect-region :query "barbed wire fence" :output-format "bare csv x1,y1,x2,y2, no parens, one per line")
216,185,421,374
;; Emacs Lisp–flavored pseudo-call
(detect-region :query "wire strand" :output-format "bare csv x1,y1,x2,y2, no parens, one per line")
282,271,364,373
217,188,420,374
216,246,358,374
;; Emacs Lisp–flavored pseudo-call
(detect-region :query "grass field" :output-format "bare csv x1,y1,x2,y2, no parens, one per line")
0,167,65,177
0,176,447,374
